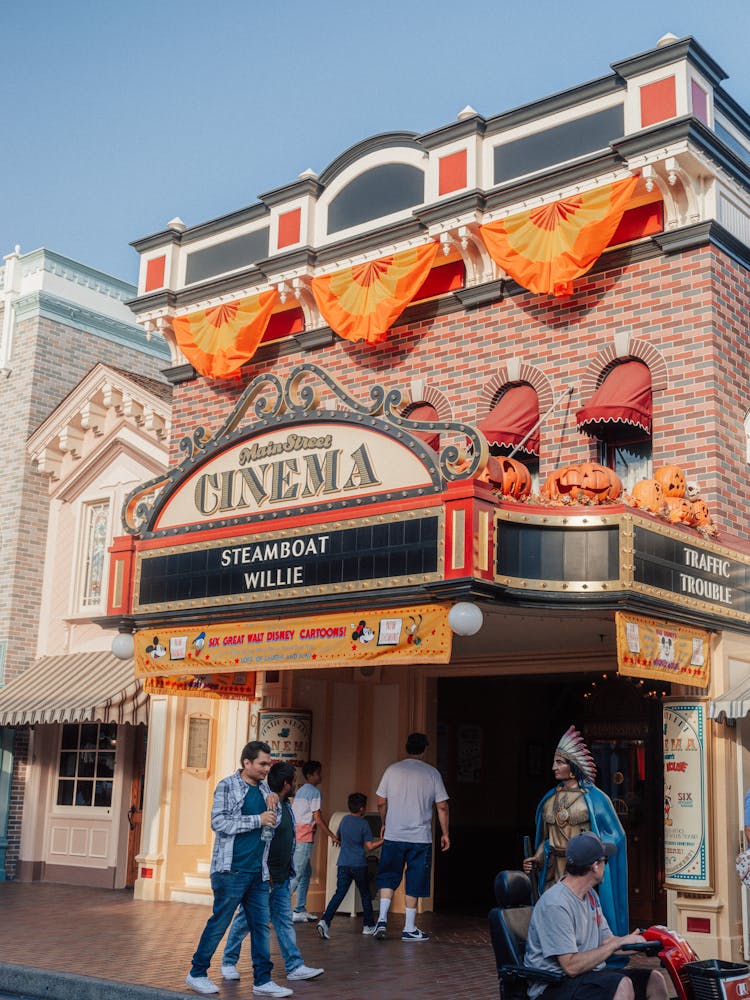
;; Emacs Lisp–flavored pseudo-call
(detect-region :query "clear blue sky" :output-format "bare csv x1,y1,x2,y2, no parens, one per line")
3,0,749,284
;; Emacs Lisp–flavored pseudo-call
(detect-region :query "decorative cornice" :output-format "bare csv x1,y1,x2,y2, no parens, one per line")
256,247,317,280
454,279,505,310
19,248,136,302
13,291,170,360
611,36,727,88
130,228,183,254
418,114,487,150
484,74,623,138
482,151,626,214
413,190,487,228
162,363,197,385
259,176,324,207
314,218,428,267
318,132,423,187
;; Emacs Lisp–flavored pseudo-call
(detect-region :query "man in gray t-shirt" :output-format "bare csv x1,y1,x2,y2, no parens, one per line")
524,833,667,1000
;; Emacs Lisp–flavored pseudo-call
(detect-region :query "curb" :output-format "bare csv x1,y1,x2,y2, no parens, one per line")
0,963,194,1000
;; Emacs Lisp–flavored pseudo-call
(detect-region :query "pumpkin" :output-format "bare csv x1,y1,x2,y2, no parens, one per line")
654,465,687,498
484,455,532,498
631,478,664,513
541,464,582,501
691,499,713,526
576,462,623,502
665,497,695,524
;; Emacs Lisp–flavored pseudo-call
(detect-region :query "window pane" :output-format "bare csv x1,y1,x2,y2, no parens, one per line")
75,781,93,806
59,751,77,777
57,781,74,806
80,724,98,750
600,439,652,494
61,724,79,750
94,780,113,807
97,753,115,778
81,501,110,607
78,752,96,777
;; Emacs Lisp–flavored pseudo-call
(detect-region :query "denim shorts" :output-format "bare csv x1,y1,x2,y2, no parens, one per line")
376,840,432,898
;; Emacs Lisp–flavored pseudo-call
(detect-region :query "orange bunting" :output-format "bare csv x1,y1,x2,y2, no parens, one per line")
311,243,439,344
479,177,638,297
172,289,279,378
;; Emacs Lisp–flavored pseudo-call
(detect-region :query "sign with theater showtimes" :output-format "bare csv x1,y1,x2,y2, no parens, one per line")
663,699,711,891
258,710,312,768
134,604,452,676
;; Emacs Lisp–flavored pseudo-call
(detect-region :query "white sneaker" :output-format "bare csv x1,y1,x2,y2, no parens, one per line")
221,965,241,980
316,919,330,940
253,983,294,997
186,974,220,994
292,910,317,922
287,965,324,981
362,925,377,935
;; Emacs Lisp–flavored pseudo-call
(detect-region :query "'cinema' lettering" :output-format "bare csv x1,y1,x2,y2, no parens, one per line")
194,443,381,516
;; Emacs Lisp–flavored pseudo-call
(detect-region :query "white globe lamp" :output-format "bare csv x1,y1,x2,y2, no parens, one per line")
448,601,484,636
111,630,135,660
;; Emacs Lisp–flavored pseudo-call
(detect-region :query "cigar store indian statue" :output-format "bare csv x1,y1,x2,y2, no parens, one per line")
523,726,628,935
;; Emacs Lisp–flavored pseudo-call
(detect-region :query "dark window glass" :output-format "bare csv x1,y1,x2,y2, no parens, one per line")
716,123,750,168
185,228,270,284
56,722,117,808
599,437,652,494
494,105,624,183
327,163,424,234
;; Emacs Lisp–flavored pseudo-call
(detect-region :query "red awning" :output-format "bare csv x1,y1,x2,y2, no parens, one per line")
576,359,652,436
478,384,540,456
407,403,440,451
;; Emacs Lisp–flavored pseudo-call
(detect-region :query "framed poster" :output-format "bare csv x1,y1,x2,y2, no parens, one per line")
258,710,312,768
663,698,712,891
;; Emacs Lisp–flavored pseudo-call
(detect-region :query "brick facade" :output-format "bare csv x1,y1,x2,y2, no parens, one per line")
167,246,750,540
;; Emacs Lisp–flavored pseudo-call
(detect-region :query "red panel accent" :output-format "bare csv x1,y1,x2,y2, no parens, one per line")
692,81,708,124
262,307,305,343
438,150,468,196
577,360,652,436
144,256,166,292
640,77,677,128
140,867,154,879
686,917,711,934
607,201,664,246
277,208,302,249
413,260,465,301
107,535,137,615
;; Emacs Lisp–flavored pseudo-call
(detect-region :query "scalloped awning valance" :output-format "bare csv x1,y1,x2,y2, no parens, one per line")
577,359,652,437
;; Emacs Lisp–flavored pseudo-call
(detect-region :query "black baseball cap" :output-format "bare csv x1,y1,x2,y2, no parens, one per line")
566,832,617,866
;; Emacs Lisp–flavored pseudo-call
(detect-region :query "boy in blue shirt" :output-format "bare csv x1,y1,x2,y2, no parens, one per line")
317,793,383,939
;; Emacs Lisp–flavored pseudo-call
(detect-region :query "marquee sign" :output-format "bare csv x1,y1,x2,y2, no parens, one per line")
134,508,443,612
134,604,452,675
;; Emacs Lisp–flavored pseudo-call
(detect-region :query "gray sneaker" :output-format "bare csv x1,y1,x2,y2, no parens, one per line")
186,974,220,994
287,965,324,981
316,919,330,940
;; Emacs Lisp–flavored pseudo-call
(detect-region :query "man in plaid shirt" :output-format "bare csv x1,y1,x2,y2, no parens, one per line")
186,740,291,998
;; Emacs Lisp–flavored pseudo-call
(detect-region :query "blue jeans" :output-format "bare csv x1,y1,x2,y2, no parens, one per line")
224,878,304,975
290,842,313,912
322,865,375,927
190,870,271,985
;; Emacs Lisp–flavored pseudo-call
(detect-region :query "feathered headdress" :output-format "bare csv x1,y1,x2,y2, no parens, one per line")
556,725,596,784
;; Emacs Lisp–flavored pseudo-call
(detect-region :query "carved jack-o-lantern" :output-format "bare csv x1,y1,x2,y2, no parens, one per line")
654,465,687,498
665,497,695,524
576,462,623,502
484,455,532,498
541,464,582,501
691,498,713,526
631,478,664,513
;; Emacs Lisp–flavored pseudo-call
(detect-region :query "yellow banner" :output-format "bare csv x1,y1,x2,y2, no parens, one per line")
616,612,710,688
144,672,257,701
135,604,452,677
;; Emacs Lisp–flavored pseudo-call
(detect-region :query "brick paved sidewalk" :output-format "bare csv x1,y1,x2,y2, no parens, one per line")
0,882,496,999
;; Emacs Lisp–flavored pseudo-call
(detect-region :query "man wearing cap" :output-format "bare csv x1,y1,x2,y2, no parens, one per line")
373,732,449,942
524,832,668,1000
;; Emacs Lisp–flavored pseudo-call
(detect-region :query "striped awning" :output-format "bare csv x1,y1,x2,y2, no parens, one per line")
709,678,750,721
0,652,147,726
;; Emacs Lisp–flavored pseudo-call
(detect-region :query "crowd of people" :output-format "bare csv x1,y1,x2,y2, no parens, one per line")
185,724,665,1000
185,731,448,996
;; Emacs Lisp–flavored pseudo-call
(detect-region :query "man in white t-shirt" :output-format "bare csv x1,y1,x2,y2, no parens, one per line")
373,732,449,942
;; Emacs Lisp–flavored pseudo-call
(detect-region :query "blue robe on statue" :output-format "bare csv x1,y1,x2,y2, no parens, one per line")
533,782,628,936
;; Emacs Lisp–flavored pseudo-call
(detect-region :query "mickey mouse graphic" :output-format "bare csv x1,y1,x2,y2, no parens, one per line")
146,636,167,659
351,620,375,644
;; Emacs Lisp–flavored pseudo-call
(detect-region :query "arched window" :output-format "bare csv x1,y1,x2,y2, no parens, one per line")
478,383,540,482
327,163,425,234
577,359,652,491
404,402,440,452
